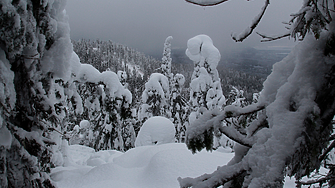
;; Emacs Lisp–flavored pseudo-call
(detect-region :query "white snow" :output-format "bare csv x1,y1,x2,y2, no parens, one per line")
0,49,15,111
173,73,185,87
76,64,132,103
125,63,144,78
186,34,221,75
79,120,90,129
135,116,175,147
52,143,234,188
142,73,169,104
40,1,75,82
0,125,12,148
51,142,300,188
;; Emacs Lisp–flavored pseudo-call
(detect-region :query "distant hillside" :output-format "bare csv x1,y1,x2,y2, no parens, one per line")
170,47,290,100
72,39,290,102
221,46,290,78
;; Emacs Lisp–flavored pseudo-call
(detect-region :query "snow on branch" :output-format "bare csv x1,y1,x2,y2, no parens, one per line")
185,0,229,6
186,104,264,152
178,162,246,188
296,175,333,187
218,126,254,147
318,139,335,162
231,0,270,42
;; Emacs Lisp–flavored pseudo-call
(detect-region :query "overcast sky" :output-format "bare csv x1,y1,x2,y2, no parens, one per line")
66,0,302,57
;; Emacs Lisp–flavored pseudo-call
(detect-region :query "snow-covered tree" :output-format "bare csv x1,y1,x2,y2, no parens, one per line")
117,70,128,88
170,74,189,142
75,65,133,151
0,0,82,186
159,36,189,142
161,36,173,80
139,73,170,122
187,35,226,114
179,0,335,187
186,35,226,148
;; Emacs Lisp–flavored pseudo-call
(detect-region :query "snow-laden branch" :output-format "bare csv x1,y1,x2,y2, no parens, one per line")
186,104,265,152
178,162,245,188
318,139,335,162
218,126,254,147
185,0,229,6
231,0,270,42
296,175,333,187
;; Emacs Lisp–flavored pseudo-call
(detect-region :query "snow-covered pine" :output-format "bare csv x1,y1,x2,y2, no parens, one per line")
170,73,189,142
186,35,226,148
161,36,173,80
74,64,133,151
179,0,335,187
117,70,128,88
139,73,170,123
187,34,225,113
159,36,189,142
0,0,81,187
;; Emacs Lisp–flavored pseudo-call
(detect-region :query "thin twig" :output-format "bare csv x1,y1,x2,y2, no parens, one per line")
257,32,291,42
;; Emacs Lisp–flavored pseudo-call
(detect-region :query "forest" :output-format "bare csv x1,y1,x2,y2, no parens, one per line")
0,0,335,188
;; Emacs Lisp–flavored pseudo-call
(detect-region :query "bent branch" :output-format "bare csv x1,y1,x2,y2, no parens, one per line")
185,0,229,6
231,0,270,42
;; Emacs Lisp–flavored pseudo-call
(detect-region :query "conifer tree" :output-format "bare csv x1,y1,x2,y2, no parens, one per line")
179,0,335,187
139,73,169,122
0,0,80,187
161,36,173,80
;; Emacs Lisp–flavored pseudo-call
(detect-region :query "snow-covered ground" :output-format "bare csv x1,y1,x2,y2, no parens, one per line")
51,143,298,188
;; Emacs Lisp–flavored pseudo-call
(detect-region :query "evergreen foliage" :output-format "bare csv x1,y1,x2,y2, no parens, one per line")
179,0,335,187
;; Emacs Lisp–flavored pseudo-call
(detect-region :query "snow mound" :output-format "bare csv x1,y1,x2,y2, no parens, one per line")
52,143,299,188
135,116,175,147
53,143,234,188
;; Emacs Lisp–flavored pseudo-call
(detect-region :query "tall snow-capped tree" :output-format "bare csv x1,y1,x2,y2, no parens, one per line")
0,0,82,187
179,0,335,188
161,36,173,80
187,34,226,115
187,35,226,148
160,36,189,142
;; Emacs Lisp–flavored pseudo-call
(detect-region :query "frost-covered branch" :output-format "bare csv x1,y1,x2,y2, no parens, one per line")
231,0,270,42
185,0,229,6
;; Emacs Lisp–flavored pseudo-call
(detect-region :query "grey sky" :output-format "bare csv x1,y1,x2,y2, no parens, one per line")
66,0,302,57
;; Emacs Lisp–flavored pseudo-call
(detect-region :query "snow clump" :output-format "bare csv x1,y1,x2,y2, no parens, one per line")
135,116,175,147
